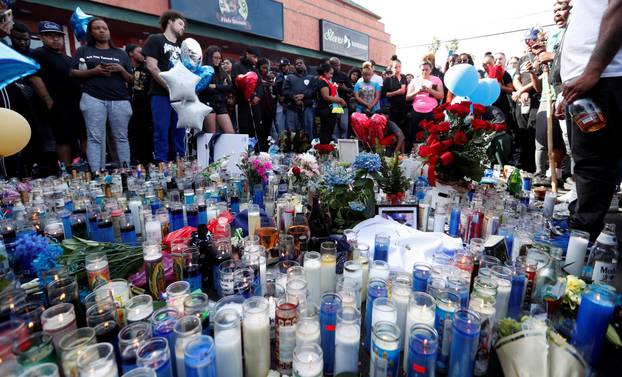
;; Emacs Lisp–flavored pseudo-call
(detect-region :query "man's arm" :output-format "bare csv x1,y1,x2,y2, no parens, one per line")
29,76,53,110
145,56,167,90
564,0,622,103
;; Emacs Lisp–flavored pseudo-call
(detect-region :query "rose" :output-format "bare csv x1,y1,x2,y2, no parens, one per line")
453,131,468,145
426,134,438,145
448,104,470,118
429,141,443,155
418,145,432,157
494,123,507,132
292,166,301,176
415,131,425,142
437,122,450,133
440,151,454,166
441,139,453,150
473,104,487,117
433,111,446,122
471,118,489,130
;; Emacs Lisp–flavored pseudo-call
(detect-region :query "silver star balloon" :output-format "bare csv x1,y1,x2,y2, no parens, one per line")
171,100,212,131
159,62,200,102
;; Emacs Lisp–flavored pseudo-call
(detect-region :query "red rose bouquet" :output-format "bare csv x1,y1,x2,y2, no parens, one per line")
416,101,505,185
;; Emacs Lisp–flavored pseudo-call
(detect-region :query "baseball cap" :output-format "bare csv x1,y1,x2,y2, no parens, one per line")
279,57,291,66
523,27,541,41
38,21,65,34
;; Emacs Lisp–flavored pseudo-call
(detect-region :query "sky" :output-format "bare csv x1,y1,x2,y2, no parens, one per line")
353,0,558,73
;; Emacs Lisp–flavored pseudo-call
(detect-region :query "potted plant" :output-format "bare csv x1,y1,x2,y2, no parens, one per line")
375,152,411,205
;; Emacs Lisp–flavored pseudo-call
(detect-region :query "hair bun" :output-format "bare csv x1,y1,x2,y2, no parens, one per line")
391,55,398,61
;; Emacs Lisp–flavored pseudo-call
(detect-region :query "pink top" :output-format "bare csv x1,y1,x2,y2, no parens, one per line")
410,75,443,113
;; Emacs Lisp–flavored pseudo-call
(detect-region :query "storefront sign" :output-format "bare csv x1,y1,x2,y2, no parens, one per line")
320,20,369,61
171,0,284,40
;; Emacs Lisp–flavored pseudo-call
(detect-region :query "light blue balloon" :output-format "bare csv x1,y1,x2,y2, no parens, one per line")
468,80,492,105
70,6,93,42
443,64,479,97
482,78,501,106
195,65,215,92
0,43,40,90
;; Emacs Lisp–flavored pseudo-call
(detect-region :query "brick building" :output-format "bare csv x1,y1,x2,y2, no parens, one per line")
14,0,395,70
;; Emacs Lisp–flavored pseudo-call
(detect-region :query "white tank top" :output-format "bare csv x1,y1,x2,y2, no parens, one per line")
561,0,622,82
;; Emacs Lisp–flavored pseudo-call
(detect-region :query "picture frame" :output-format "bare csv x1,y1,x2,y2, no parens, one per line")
376,204,418,229
337,139,359,163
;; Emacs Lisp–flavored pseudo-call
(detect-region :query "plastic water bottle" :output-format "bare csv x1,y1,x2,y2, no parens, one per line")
583,223,617,284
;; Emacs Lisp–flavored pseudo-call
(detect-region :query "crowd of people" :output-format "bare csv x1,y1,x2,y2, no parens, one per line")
1,1,621,239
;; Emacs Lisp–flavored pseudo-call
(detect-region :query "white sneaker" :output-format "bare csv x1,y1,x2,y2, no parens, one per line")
559,185,577,203
609,194,620,211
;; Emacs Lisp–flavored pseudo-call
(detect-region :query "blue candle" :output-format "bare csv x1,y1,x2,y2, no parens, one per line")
136,337,174,377
571,284,616,365
121,226,137,245
151,200,161,215
61,211,72,240
320,293,342,375
448,207,461,238
151,308,179,374
365,278,389,352
507,266,526,319
434,290,460,373
408,324,438,377
170,207,184,231
185,335,217,377
413,263,431,293
446,277,470,309
121,345,139,374
198,204,208,225
88,214,99,241
98,220,114,243
187,207,199,228
373,233,390,262
448,309,480,377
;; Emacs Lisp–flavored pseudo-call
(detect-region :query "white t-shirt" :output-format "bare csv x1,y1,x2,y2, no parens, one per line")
561,0,622,82
356,73,383,87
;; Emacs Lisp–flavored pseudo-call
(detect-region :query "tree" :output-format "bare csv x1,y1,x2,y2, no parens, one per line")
428,37,441,54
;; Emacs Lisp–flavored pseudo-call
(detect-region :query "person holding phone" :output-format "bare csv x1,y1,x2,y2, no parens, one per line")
71,17,133,172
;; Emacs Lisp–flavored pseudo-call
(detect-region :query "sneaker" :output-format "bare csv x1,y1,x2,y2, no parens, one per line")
609,194,620,212
559,185,577,203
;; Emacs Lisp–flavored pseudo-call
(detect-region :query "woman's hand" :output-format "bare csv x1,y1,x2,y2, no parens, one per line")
209,84,216,89
93,64,111,77
105,63,124,73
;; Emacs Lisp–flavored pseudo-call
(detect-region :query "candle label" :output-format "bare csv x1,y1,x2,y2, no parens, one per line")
371,342,399,377
276,314,297,371
146,259,166,300
474,312,494,375
435,307,455,359
87,267,111,290
172,255,185,281
591,262,616,284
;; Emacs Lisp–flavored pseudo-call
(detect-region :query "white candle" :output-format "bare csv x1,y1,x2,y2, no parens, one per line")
391,290,409,350
144,219,161,244
433,213,446,232
334,323,360,374
338,290,357,309
403,305,435,371
493,278,511,320
243,317,270,377
81,358,118,377
129,200,142,234
248,212,260,237
215,328,243,377
320,254,336,294
292,347,323,377
304,258,321,307
360,257,369,302
565,235,589,276
175,333,200,377
296,319,320,347
43,310,77,350
371,303,397,328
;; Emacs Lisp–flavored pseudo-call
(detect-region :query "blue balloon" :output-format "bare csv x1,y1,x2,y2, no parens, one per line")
195,65,215,92
0,43,40,90
443,64,479,97
468,80,492,106
70,7,93,42
482,78,501,106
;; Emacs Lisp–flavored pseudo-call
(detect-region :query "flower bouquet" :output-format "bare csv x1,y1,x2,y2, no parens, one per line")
374,152,411,204
416,101,506,185
238,152,273,189
288,153,321,192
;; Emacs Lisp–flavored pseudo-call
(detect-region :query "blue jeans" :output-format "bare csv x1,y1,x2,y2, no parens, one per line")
332,106,349,140
79,93,132,172
151,95,186,162
274,102,286,138
286,107,315,139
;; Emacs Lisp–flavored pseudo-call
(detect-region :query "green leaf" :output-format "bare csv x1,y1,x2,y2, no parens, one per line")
607,325,622,348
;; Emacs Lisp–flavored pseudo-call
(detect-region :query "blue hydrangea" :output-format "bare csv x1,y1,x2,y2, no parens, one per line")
13,233,58,278
348,201,366,212
353,153,381,173
324,165,355,186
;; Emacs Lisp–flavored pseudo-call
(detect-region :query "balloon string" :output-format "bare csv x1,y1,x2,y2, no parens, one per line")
248,101,259,153
0,157,6,177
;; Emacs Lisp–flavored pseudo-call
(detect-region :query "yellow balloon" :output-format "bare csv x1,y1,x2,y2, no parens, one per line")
0,108,31,157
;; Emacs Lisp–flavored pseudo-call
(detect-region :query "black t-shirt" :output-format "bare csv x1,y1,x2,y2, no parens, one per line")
141,34,181,96
383,75,407,110
131,63,150,103
30,46,81,103
332,70,351,101
72,46,132,101
493,71,513,112
316,79,331,111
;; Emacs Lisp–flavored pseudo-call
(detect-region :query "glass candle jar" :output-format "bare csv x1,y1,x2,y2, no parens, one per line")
85,252,111,291
319,242,336,294
183,293,210,336
118,322,151,375
490,266,512,321
12,302,44,333
368,260,390,282
12,332,55,367
46,277,79,308
41,303,77,351
57,325,95,376
303,251,321,307
136,338,173,377
150,308,179,374
173,316,202,377
286,279,308,308
373,233,391,262
0,319,27,361
242,297,270,377
166,281,190,316
404,292,436,371
84,289,115,312
469,297,496,376
214,309,243,377
183,336,216,377
320,293,341,375
125,295,153,324
121,367,156,377
448,309,481,377
391,272,412,350
370,321,401,377
364,278,389,352
276,295,299,375
295,312,321,348
292,343,323,377
143,242,165,301
434,290,460,373
334,307,361,375
76,343,118,377
218,260,241,298
412,263,432,293
343,260,363,298
336,277,360,310
18,363,60,377
407,324,438,377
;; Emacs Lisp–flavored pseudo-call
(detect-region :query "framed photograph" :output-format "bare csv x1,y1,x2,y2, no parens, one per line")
376,205,418,229
338,139,359,163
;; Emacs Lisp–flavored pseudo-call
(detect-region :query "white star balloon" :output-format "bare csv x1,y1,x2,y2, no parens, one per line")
160,62,200,102
171,100,212,131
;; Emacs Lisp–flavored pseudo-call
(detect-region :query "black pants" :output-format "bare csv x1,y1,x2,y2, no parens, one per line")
129,98,153,164
406,111,434,151
237,101,261,138
317,108,336,144
259,110,274,151
569,76,622,240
